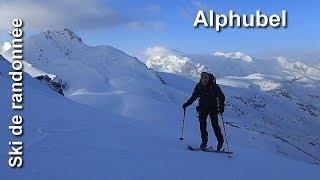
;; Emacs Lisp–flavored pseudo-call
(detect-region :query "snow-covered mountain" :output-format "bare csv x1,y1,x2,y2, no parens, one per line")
146,47,320,79
2,29,181,121
1,53,319,179
144,46,208,78
1,30,320,179
23,29,163,93
145,46,320,164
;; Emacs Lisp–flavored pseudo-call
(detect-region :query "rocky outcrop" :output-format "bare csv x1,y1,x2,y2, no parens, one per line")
35,75,67,96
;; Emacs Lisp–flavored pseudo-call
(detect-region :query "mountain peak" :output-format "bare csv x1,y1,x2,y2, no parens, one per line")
144,47,208,78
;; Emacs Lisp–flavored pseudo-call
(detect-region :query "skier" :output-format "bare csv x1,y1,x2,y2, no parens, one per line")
183,72,225,150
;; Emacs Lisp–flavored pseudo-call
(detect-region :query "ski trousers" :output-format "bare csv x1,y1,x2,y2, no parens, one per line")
198,109,224,145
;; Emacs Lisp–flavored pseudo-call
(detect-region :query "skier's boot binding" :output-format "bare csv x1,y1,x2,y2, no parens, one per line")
217,140,224,151
200,142,207,150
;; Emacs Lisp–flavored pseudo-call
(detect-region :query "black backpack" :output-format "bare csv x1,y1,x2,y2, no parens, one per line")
196,72,217,112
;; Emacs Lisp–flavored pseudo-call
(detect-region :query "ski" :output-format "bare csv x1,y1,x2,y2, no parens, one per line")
187,145,233,154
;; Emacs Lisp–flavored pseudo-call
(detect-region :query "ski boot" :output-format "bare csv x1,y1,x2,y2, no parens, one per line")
217,140,224,151
200,142,207,151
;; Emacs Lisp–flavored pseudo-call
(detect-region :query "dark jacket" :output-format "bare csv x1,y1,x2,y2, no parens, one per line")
185,82,225,112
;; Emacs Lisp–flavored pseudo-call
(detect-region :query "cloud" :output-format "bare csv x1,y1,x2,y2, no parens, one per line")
214,51,253,62
144,46,182,58
192,1,208,10
151,22,165,33
144,4,163,14
0,1,166,33
127,21,145,30
126,21,165,33
178,0,209,18
178,5,194,18
0,0,129,30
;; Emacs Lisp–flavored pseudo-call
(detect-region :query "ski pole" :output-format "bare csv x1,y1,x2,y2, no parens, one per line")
221,114,231,157
180,109,186,141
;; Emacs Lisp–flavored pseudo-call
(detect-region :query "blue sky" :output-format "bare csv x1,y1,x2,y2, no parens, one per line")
0,0,319,60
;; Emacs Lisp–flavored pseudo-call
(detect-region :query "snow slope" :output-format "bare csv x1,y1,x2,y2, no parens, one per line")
2,29,180,122
1,55,320,180
5,29,320,163
145,47,320,164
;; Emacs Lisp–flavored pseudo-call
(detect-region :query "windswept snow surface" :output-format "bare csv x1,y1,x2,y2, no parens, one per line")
1,56,320,179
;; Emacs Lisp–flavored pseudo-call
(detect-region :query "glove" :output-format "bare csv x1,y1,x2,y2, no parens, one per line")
182,103,188,110
218,106,224,114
